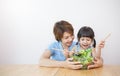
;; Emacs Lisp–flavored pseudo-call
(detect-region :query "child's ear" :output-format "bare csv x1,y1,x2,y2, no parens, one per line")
92,39,96,48
90,40,94,47
90,41,94,47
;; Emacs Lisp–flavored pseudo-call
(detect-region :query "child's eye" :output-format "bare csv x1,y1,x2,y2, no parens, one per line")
87,39,90,41
81,39,84,41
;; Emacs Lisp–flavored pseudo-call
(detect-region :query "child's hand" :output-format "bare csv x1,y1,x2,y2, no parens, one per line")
87,57,103,69
98,40,105,49
98,33,111,49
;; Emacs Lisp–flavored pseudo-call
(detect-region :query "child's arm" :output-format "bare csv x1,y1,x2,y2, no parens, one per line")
94,33,111,59
91,40,105,59
91,48,96,58
95,40,105,59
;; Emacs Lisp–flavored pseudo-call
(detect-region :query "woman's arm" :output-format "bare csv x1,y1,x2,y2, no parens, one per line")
39,49,64,67
39,49,83,69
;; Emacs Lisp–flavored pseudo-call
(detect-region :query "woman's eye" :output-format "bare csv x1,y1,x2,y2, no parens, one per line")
65,37,68,39
64,37,69,39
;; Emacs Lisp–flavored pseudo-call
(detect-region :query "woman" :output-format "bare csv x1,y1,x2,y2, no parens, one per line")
39,20,103,69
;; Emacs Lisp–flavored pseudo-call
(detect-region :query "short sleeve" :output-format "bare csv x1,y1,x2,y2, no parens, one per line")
47,42,60,55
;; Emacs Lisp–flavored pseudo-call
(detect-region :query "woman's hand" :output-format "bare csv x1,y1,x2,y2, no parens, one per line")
69,46,77,57
63,49,75,58
62,49,70,58
63,58,83,70
87,57,103,69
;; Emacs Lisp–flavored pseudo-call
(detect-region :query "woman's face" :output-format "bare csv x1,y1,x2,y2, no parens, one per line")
79,37,93,50
61,32,74,48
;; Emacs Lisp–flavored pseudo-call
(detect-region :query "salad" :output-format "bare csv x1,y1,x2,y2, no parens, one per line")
71,48,94,69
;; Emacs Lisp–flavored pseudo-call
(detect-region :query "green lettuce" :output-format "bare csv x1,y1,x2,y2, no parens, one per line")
71,48,94,69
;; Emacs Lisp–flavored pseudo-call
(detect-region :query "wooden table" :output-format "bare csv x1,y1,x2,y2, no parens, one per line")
0,64,120,76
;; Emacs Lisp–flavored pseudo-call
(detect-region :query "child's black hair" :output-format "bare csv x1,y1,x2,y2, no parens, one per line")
77,26,96,48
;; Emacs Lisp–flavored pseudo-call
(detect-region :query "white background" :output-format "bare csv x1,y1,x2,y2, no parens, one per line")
0,0,120,64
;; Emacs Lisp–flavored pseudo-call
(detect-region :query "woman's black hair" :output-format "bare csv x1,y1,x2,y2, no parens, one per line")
77,26,96,48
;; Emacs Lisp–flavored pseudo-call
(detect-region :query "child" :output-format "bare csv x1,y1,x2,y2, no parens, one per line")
70,26,105,69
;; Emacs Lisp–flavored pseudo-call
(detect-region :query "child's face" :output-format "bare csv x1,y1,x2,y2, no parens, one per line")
61,32,74,48
79,37,93,50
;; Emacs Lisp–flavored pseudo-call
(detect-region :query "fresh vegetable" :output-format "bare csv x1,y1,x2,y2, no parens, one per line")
71,48,94,69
